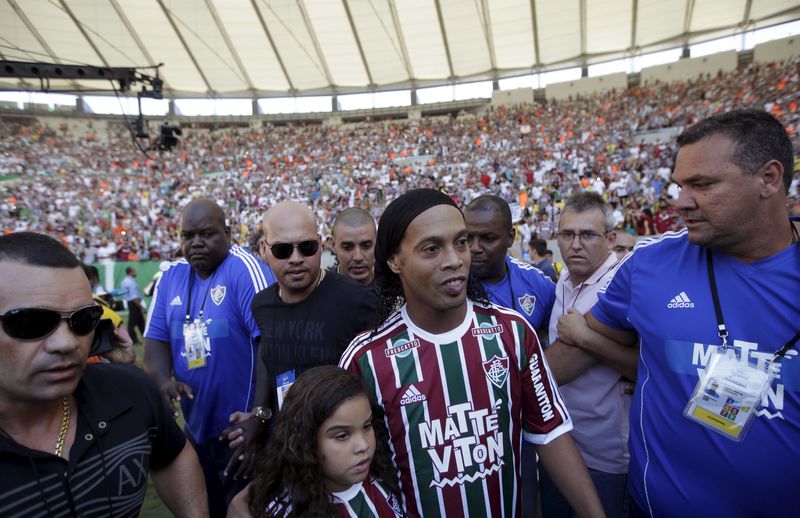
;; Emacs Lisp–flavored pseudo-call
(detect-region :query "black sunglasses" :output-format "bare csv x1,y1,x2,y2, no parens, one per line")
0,304,103,342
266,240,320,260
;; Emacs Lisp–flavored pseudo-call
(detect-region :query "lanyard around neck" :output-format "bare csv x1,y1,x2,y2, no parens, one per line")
706,247,799,361
185,270,214,323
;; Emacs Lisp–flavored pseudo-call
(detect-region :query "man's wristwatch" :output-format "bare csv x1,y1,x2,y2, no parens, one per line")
252,406,272,422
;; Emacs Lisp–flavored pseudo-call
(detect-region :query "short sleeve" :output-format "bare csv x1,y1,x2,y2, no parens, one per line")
233,252,273,341
538,277,556,329
591,257,635,332
143,271,171,342
519,319,573,445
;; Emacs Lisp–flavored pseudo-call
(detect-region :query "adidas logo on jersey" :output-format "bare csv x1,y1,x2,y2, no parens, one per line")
170,296,183,306
667,291,695,309
400,385,426,406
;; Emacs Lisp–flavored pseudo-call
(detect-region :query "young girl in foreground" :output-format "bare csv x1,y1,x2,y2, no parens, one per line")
229,365,404,517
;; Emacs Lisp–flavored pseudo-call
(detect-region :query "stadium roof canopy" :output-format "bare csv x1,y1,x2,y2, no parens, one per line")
1,0,798,98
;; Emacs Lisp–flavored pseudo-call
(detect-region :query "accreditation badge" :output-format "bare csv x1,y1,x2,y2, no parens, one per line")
683,346,777,442
182,318,211,370
276,370,296,410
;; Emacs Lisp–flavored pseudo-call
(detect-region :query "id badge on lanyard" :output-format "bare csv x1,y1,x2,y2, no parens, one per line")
181,272,214,370
685,248,798,442
683,346,777,442
182,317,211,370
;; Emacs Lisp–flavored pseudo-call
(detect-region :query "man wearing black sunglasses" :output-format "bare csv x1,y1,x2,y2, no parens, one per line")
0,232,207,517
144,198,275,516
223,201,376,478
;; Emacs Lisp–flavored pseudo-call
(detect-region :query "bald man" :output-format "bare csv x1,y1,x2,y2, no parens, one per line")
143,198,275,516
224,201,377,477
331,207,377,286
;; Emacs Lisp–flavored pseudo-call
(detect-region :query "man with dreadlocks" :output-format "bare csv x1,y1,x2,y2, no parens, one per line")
340,189,603,517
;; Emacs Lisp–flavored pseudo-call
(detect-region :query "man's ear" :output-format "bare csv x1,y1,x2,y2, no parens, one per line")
506,227,516,250
387,253,402,275
757,159,785,198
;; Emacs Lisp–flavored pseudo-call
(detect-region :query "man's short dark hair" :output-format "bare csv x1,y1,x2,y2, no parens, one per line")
250,229,264,252
529,238,548,257
82,264,100,282
0,232,80,268
464,195,513,233
676,109,794,192
561,191,614,232
125,266,135,275
333,208,375,236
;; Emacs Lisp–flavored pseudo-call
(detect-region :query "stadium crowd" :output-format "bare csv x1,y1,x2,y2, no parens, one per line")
1,58,799,261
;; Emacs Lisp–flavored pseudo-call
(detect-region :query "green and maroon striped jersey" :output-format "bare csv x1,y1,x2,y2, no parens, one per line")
331,476,405,517
267,476,404,517
340,300,572,517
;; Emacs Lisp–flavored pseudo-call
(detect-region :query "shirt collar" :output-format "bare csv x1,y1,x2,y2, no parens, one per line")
564,252,619,290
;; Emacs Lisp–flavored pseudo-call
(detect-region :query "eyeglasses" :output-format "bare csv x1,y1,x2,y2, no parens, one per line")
556,230,606,243
266,240,320,260
0,304,103,342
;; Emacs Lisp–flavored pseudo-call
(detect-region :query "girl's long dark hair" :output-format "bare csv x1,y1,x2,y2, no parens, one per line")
248,365,401,517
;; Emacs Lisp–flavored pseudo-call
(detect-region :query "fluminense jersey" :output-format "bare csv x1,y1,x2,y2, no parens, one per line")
482,256,556,330
592,227,800,517
340,300,571,517
144,246,275,443
331,477,404,518
268,476,404,517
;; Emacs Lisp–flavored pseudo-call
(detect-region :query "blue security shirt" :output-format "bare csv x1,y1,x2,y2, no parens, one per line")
144,245,275,443
482,256,556,330
120,275,143,302
592,227,800,517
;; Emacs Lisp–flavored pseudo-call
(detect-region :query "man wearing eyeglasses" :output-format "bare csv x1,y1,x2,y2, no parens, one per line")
224,201,376,477
0,232,207,517
539,192,638,518
143,198,275,516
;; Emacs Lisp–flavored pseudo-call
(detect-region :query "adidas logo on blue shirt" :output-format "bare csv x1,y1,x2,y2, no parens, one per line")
667,291,695,309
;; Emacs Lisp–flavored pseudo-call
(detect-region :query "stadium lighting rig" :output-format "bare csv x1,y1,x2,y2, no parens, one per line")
0,60,180,154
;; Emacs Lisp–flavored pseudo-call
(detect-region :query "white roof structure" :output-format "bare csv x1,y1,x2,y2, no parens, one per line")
0,0,798,97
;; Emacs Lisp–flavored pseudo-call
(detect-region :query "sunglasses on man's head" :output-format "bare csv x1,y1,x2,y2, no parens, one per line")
0,305,103,342
266,240,320,260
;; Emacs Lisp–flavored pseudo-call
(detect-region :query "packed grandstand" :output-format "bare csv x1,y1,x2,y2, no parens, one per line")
2,54,798,263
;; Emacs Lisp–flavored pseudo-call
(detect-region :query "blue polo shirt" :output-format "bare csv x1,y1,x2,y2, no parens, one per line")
144,245,275,443
592,226,800,517
481,256,556,330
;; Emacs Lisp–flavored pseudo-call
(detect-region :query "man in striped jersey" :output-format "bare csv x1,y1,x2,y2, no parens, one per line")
144,198,276,516
341,189,603,517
